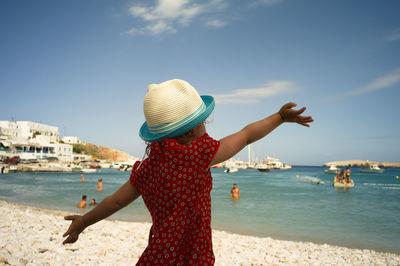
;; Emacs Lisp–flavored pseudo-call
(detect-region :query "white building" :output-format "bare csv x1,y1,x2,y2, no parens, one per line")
0,121,73,161
54,143,73,161
16,121,60,144
0,121,18,140
62,136,81,144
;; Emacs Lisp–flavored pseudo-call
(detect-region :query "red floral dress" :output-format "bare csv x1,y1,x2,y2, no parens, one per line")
130,133,220,265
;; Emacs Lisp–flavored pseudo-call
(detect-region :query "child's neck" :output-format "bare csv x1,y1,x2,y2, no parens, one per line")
175,131,196,145
175,123,206,145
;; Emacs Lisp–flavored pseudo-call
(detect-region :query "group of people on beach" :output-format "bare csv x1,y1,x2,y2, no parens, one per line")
77,174,103,208
336,168,352,184
62,78,313,265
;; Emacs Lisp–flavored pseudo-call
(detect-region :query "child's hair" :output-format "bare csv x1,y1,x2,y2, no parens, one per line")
82,195,87,200
144,128,195,156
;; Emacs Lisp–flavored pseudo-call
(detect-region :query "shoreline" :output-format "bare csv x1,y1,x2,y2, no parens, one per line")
1,200,399,265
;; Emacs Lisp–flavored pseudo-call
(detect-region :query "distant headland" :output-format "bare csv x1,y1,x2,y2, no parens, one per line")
324,160,400,168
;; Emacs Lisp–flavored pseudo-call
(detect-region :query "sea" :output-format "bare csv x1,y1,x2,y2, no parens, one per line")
1,166,399,254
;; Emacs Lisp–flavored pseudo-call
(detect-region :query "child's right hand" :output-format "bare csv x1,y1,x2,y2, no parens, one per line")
62,215,86,244
279,102,313,127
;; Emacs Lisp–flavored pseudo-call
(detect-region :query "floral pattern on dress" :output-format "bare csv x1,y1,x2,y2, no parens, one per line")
130,133,220,265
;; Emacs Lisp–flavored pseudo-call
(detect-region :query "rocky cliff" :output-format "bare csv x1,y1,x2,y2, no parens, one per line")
72,143,137,161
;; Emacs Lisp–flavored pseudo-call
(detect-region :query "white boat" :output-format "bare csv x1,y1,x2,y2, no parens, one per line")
360,165,384,174
279,163,292,170
255,164,270,172
224,167,239,173
324,165,339,174
81,168,97,173
0,165,9,174
334,177,354,188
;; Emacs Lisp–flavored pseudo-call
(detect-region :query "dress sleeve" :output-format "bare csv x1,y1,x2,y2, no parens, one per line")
199,134,220,168
129,160,143,193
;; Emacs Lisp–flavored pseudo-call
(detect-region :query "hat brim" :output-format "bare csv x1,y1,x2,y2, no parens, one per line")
139,95,215,142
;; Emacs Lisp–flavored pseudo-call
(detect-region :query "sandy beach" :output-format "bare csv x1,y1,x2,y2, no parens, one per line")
1,200,399,266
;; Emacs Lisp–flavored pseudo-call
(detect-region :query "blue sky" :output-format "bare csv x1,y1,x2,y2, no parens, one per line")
1,0,399,165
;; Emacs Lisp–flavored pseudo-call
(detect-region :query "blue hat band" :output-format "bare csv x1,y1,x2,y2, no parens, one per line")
139,95,214,142
148,102,206,134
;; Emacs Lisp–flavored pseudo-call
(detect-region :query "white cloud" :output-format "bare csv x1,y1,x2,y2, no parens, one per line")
205,19,227,27
347,68,400,96
326,68,400,101
386,28,400,42
147,21,177,35
213,80,299,104
127,0,228,35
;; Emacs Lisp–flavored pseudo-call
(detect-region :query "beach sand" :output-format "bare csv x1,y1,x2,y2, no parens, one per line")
1,200,399,266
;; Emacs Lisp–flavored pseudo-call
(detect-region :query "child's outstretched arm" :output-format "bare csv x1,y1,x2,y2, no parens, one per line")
62,181,140,245
210,102,313,166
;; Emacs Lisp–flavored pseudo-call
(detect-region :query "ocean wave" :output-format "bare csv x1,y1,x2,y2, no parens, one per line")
362,183,400,190
296,175,325,184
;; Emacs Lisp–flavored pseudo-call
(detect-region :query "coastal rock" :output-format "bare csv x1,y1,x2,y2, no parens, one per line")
73,143,136,161
324,160,400,168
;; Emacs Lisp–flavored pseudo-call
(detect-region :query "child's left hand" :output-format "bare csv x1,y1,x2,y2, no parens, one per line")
62,215,86,244
279,102,314,127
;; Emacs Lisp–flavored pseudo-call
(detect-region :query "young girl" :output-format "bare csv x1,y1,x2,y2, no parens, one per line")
62,79,313,265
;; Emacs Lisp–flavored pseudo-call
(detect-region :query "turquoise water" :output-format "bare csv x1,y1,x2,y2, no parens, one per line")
1,166,399,253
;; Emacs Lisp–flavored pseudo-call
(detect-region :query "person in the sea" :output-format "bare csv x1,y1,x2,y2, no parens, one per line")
230,184,240,199
96,179,103,191
90,198,97,206
77,195,87,208
80,174,85,183
62,79,313,265
345,167,351,179
345,169,352,184
337,169,345,183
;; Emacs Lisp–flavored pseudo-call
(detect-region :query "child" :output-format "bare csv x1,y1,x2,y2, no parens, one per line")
90,198,97,206
62,79,313,265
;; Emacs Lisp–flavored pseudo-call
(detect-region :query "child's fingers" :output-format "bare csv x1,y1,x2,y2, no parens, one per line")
283,102,297,109
64,215,76,221
63,226,72,237
297,116,314,127
299,115,313,122
63,216,78,237
293,106,306,115
62,233,78,245
298,122,310,127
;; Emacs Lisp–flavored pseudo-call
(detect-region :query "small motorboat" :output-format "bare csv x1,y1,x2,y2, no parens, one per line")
81,168,97,173
324,165,339,174
224,167,239,173
360,164,384,174
256,164,270,172
333,177,354,188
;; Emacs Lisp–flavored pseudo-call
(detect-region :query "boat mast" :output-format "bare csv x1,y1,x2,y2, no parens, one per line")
248,145,251,164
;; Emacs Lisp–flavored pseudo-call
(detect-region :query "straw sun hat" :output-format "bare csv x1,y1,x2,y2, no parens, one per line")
139,79,215,142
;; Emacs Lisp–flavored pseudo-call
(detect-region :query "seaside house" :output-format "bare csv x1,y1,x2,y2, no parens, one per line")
0,121,73,161
62,136,81,144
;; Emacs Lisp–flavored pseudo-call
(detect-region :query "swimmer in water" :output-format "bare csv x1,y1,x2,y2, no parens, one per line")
78,195,87,208
230,184,240,199
97,179,103,191
90,198,97,206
